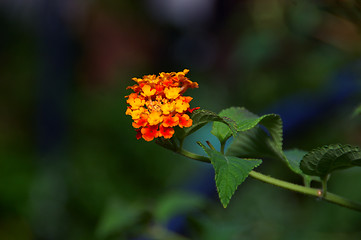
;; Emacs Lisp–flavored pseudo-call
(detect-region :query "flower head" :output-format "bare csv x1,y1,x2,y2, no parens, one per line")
126,69,198,141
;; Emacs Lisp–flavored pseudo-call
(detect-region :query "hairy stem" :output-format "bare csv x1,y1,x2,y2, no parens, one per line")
177,149,361,212
249,171,361,212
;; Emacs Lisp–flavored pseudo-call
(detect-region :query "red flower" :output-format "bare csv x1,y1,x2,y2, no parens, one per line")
136,129,142,140
188,107,200,113
159,125,175,139
141,125,159,141
178,114,192,128
162,115,179,127
132,114,148,128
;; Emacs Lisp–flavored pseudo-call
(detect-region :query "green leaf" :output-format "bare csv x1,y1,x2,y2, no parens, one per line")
284,149,317,184
226,120,313,181
211,107,283,150
199,142,262,208
211,107,257,143
154,192,205,223
226,126,283,161
300,144,361,178
177,109,237,140
284,149,308,176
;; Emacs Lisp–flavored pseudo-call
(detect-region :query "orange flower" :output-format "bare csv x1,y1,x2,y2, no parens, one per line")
141,85,156,97
162,115,179,127
125,69,198,141
132,114,148,128
178,114,193,128
159,125,175,139
141,125,159,141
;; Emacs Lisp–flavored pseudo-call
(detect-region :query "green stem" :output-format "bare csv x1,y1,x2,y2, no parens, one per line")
220,141,226,154
321,175,329,197
178,148,210,163
177,150,361,212
249,171,361,212
206,141,216,150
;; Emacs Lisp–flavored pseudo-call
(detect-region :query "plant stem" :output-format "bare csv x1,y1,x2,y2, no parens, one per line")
321,175,328,197
249,171,361,212
177,150,361,212
178,148,210,163
220,141,226,154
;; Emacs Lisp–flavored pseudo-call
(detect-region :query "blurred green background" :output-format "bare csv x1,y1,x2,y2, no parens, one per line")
1,0,361,239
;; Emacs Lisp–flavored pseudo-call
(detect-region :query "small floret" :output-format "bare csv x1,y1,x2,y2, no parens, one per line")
141,125,159,141
178,114,192,128
164,87,181,99
162,115,179,127
159,125,175,139
141,85,156,97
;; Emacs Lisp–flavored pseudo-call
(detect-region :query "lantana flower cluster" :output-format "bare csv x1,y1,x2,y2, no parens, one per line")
125,69,199,141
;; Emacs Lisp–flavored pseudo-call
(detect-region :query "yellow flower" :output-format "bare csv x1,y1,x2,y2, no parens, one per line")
127,98,145,109
147,111,163,125
141,85,156,97
161,102,175,115
175,99,189,113
130,109,144,120
164,87,181,99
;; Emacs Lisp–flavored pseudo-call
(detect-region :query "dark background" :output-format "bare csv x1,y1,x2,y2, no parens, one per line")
1,0,361,239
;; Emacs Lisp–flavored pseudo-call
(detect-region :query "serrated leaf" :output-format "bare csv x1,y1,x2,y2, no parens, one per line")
211,107,258,143
226,127,312,181
226,126,283,160
199,143,262,208
300,144,361,177
284,149,308,175
177,109,237,140
284,149,316,184
211,107,283,150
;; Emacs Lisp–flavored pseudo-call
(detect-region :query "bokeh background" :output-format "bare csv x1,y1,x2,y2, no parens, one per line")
1,0,361,239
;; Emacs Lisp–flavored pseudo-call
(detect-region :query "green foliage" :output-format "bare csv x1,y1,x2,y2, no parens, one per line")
193,106,361,211
176,109,237,141
212,107,283,149
300,144,361,178
215,107,308,180
226,126,283,161
283,149,317,184
283,149,307,175
199,143,262,208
